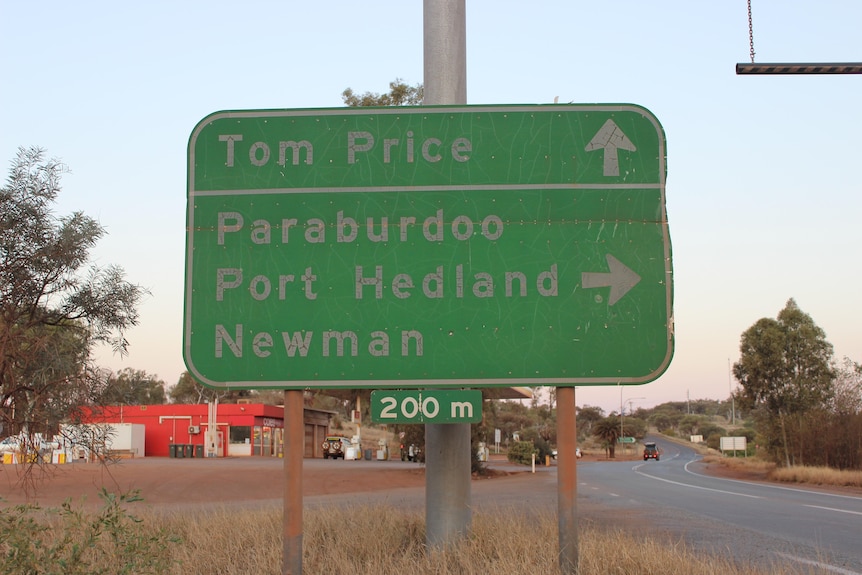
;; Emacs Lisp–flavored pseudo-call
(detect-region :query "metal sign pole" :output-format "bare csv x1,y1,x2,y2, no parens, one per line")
557,387,579,574
283,390,303,574
423,0,470,551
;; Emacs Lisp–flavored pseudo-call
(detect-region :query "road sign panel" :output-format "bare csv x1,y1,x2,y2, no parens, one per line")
618,436,637,444
371,390,483,424
184,104,673,389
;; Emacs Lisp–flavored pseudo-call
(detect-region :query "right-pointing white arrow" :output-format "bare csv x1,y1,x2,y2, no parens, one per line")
581,254,641,306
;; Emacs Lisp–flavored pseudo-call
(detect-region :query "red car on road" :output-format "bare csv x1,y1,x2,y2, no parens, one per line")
643,441,660,461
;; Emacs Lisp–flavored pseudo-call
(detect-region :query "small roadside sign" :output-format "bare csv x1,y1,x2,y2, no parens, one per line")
370,390,482,424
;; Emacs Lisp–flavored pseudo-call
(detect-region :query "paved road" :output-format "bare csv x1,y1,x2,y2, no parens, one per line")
307,442,862,573
577,437,862,574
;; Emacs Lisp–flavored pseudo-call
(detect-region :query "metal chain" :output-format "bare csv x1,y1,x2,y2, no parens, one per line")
748,0,756,63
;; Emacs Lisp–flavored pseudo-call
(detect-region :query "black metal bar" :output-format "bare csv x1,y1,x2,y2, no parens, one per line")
736,62,862,75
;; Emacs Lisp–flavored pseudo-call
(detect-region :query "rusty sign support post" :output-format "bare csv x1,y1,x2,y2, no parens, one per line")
556,387,579,574
283,390,304,575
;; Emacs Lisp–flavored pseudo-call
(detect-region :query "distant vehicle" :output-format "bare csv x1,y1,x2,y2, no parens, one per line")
0,436,22,453
551,447,581,460
643,441,660,461
321,436,353,460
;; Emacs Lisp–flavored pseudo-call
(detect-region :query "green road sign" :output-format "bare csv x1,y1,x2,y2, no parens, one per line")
618,436,637,444
184,104,673,389
371,390,483,424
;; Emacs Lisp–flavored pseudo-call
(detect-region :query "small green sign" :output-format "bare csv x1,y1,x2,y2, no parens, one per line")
371,390,483,424
183,105,673,389
618,436,637,444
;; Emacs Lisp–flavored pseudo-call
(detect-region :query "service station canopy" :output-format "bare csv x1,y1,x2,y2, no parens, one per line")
183,105,673,389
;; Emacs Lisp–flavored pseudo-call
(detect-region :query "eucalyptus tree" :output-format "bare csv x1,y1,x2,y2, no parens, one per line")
342,78,423,107
0,147,146,448
733,299,835,466
97,368,166,406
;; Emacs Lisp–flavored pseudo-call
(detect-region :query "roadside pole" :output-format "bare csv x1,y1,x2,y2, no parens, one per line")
423,0,471,550
283,390,303,575
557,387,579,574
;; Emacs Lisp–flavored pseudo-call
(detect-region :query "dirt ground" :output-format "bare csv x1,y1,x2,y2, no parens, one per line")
0,457,427,508
0,449,651,509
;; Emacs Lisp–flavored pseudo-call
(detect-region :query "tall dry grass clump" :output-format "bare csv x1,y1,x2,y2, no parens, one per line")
151,505,830,575
3,498,839,575
769,465,862,488
702,454,862,489
701,454,776,476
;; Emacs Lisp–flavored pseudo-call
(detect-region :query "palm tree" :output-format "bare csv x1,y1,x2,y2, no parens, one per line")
592,416,621,458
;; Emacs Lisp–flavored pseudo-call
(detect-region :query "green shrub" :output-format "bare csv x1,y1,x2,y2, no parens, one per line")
516,429,554,463
700,424,727,441
506,441,537,465
706,432,723,450
0,490,180,575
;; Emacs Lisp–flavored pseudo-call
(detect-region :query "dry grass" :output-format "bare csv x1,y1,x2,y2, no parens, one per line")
770,465,862,488
702,455,862,489
4,498,839,574
145,505,830,575
702,454,776,476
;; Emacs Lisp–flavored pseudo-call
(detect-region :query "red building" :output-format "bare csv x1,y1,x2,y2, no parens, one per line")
80,403,333,458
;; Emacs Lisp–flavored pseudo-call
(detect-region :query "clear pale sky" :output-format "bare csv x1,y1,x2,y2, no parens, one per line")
2,1,860,415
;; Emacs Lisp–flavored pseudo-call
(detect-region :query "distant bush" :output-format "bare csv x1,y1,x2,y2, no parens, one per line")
532,436,554,462
706,432,723,450
700,424,727,441
507,441,537,465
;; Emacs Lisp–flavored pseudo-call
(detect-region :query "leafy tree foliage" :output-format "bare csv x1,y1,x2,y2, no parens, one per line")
575,404,604,438
831,357,862,416
733,299,835,466
0,147,146,441
677,415,705,436
816,357,862,470
493,400,530,435
169,371,220,404
96,368,166,405
648,410,679,433
624,416,648,440
518,427,554,462
342,78,423,107
168,371,256,404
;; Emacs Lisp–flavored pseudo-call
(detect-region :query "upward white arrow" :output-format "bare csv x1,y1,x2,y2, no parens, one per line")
585,119,636,177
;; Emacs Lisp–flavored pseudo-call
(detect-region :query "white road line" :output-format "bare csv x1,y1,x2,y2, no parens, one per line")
775,552,862,575
684,460,862,502
634,465,762,499
803,504,862,516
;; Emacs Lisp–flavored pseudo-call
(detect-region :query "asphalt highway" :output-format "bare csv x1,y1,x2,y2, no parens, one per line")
577,437,862,574
305,439,862,573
